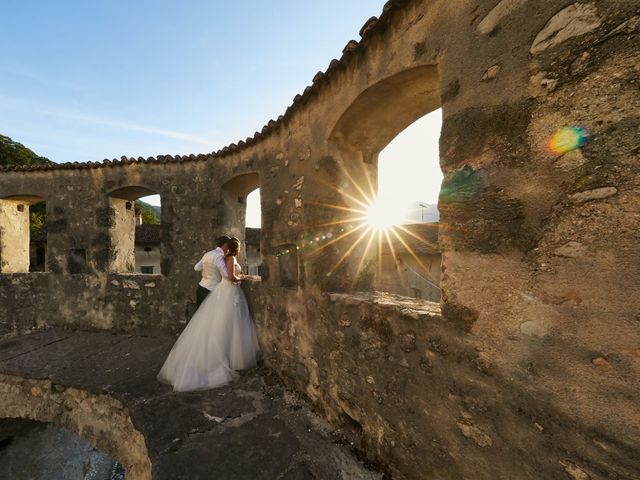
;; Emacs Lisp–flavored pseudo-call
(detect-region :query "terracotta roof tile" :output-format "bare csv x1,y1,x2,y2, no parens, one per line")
359,16,379,37
135,224,162,244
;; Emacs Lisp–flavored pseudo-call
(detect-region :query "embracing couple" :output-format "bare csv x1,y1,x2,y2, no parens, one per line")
158,235,260,392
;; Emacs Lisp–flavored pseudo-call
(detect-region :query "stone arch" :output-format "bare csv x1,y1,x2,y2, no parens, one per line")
108,185,158,201
0,375,151,479
0,194,46,273
330,65,441,165
325,65,442,294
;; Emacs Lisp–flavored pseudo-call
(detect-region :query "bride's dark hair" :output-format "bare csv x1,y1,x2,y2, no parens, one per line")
227,238,240,256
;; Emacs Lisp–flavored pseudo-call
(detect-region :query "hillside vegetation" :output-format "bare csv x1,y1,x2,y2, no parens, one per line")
0,134,53,166
1,135,161,225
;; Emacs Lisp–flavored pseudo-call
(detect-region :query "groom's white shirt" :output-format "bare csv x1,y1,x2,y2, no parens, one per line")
194,246,228,291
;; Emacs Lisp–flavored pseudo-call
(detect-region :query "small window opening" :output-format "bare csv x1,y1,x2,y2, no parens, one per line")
108,188,162,275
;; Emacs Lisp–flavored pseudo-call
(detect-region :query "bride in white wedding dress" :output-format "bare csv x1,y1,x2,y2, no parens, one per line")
158,238,260,392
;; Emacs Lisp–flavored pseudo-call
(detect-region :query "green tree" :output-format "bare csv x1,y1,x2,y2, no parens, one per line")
141,208,160,225
30,206,46,232
1,135,54,233
0,134,53,166
136,201,160,224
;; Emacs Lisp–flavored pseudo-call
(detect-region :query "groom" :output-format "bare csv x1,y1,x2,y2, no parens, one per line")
194,235,230,308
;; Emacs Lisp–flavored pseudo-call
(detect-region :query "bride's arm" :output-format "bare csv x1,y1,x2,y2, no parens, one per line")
225,256,242,283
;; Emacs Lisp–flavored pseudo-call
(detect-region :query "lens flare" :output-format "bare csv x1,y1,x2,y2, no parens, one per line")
366,200,397,231
303,160,438,288
548,127,588,155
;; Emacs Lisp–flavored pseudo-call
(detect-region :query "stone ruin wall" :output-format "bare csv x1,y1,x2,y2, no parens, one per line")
0,0,639,478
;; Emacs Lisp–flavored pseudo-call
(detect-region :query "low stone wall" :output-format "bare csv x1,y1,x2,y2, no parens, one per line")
0,272,192,336
0,374,152,480
245,289,640,480
0,273,50,336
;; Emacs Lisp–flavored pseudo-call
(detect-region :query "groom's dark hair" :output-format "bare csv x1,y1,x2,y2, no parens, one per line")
216,235,231,248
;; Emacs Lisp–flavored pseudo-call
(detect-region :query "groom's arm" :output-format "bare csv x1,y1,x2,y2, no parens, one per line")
194,252,206,271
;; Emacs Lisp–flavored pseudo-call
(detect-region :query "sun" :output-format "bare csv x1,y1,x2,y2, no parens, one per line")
304,162,435,284
366,200,397,231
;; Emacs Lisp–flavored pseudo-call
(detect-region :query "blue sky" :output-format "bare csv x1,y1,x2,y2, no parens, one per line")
2,1,442,224
2,1,389,161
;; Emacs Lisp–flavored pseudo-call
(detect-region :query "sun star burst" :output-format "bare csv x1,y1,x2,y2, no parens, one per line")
303,163,438,287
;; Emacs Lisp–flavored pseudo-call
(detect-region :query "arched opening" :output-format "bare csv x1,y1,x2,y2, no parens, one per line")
135,193,162,275
0,376,152,479
245,188,262,276
220,173,262,277
327,65,443,300
374,109,442,301
0,195,46,273
107,186,162,275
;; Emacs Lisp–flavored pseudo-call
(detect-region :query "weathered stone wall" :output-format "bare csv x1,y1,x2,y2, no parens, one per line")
246,1,640,477
248,291,640,479
0,158,260,334
1,0,639,478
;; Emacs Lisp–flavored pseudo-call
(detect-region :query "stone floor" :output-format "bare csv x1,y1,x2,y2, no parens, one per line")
0,329,384,480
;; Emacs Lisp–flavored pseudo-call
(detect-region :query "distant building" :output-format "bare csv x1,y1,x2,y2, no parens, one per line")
244,227,262,276
402,202,439,224
134,224,162,274
375,222,440,302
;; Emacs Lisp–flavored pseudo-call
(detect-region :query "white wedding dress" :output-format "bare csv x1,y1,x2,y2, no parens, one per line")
158,258,260,391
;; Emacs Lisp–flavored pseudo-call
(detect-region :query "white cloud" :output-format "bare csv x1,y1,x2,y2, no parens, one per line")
0,93,220,148
41,109,218,147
